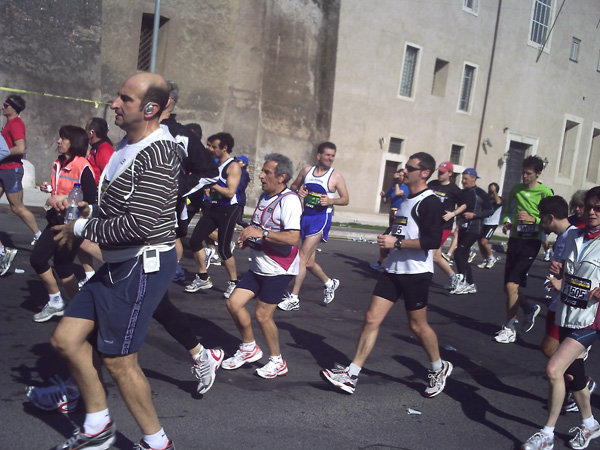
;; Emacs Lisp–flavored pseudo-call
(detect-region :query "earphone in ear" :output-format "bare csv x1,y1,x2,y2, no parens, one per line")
144,103,155,115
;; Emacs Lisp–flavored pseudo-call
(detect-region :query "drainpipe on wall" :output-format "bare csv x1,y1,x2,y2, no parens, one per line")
473,0,502,169
149,0,162,73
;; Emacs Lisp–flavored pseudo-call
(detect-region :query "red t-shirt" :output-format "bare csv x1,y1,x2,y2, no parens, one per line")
88,140,115,183
0,116,26,170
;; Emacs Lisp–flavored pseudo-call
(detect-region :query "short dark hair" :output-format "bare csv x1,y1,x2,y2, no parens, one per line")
6,95,26,113
215,132,234,153
584,186,600,205
538,195,568,220
207,134,218,143
186,123,202,141
59,125,89,157
410,152,436,180
87,117,109,140
488,182,500,192
265,153,293,183
522,156,544,173
140,84,170,117
317,141,336,154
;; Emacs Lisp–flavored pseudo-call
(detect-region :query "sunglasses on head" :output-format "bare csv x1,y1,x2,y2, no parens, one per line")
404,164,422,173
585,204,600,213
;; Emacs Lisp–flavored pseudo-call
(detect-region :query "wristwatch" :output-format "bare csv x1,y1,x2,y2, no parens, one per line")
394,238,403,249
262,230,270,239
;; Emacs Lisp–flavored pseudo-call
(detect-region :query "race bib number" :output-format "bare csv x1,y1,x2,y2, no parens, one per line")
561,274,591,309
517,221,539,238
390,215,407,239
305,190,323,209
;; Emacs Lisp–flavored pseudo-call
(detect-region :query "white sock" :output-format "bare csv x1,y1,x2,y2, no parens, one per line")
34,231,42,239
348,363,361,377
242,341,256,352
583,415,596,429
85,270,95,280
288,293,299,300
144,427,169,450
269,354,283,363
431,359,443,372
48,293,64,308
541,426,554,438
83,409,110,435
324,279,334,288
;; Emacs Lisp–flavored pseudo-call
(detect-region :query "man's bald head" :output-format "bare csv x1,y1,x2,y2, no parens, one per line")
121,72,169,118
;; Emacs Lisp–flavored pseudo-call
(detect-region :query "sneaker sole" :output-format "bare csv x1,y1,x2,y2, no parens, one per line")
425,362,453,398
494,335,516,344
522,305,541,333
278,303,300,311
222,349,264,370
256,366,288,379
32,309,65,323
185,283,213,293
320,370,355,394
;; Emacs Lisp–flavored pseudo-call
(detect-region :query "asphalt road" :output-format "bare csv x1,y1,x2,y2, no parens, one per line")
1,210,599,450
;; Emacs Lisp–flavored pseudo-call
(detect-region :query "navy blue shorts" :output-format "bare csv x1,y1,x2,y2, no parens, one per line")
300,212,332,242
236,271,294,304
559,326,600,348
0,166,24,194
65,248,177,355
372,271,433,311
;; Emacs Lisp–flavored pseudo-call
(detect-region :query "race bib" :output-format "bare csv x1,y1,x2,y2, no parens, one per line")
305,190,323,209
390,215,407,239
517,220,539,238
561,273,591,309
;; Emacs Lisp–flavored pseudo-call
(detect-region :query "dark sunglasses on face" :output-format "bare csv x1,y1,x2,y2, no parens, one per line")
2,102,9,108
405,165,422,173
585,204,600,213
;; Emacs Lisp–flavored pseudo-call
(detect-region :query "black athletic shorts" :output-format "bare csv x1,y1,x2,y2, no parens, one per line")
504,237,542,286
372,271,433,311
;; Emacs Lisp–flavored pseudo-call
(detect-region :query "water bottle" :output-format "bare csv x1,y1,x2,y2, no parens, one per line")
64,183,83,224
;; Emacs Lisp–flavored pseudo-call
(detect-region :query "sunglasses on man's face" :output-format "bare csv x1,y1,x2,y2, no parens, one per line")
404,165,422,173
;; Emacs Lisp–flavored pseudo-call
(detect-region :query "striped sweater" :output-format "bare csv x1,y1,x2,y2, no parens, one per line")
79,129,180,261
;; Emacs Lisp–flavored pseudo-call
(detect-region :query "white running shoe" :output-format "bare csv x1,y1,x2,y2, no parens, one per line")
424,360,453,397
192,348,224,394
468,251,476,263
494,326,516,344
256,358,288,379
0,247,18,276
522,431,554,450
33,302,66,323
485,256,497,269
205,247,215,270
448,274,464,292
320,366,357,394
26,375,80,413
211,253,222,266
324,278,340,304
223,281,236,299
569,420,600,449
185,275,213,292
222,344,263,370
477,260,488,269
278,293,300,311
452,282,477,295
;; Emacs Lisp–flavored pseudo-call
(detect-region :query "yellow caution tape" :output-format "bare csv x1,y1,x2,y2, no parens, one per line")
0,87,110,108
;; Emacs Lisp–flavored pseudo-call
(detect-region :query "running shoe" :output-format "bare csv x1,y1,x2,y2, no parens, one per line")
521,431,554,450
563,377,597,413
544,250,552,262
569,420,600,449
222,344,263,370
223,281,236,299
0,247,18,276
324,278,340,304
441,252,453,264
522,304,541,333
485,256,497,269
451,282,476,295
278,293,300,311
477,260,488,269
320,366,357,394
256,358,288,379
31,236,39,246
192,348,224,394
205,247,215,270
369,262,383,272
424,360,453,397
33,302,66,323
172,262,185,282
133,438,174,450
494,326,516,344
55,419,116,450
448,273,463,292
78,277,91,289
211,253,222,266
26,375,80,413
230,240,236,255
185,275,213,292
468,251,476,263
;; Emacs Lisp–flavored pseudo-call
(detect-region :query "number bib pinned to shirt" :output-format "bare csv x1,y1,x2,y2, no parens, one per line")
517,220,539,238
391,216,408,239
561,273,591,309
305,190,323,209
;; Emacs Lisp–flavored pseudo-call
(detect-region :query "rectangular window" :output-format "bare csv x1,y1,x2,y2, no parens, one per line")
530,0,551,46
559,119,580,178
399,45,420,98
570,38,581,62
450,145,463,165
137,13,169,72
586,128,600,184
388,137,404,155
458,63,477,112
431,59,449,97
463,0,480,15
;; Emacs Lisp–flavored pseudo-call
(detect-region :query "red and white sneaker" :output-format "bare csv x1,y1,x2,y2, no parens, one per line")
321,366,357,394
192,348,224,394
26,375,80,413
256,358,288,379
222,344,263,370
133,438,174,450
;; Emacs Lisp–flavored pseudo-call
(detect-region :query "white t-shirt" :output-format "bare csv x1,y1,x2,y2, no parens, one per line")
248,188,302,276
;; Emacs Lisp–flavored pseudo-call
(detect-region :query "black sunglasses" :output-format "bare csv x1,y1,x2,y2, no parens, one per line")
405,164,422,173
584,204,600,213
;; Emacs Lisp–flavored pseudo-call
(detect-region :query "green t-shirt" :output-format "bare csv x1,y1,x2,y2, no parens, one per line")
503,182,553,240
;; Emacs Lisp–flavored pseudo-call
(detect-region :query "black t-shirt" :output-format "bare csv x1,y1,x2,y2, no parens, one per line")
427,180,463,230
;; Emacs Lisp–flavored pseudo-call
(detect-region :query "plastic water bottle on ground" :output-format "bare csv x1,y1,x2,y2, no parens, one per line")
64,183,83,224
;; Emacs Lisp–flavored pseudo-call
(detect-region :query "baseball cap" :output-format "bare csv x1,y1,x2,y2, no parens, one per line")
237,155,249,165
463,168,479,178
438,161,454,173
